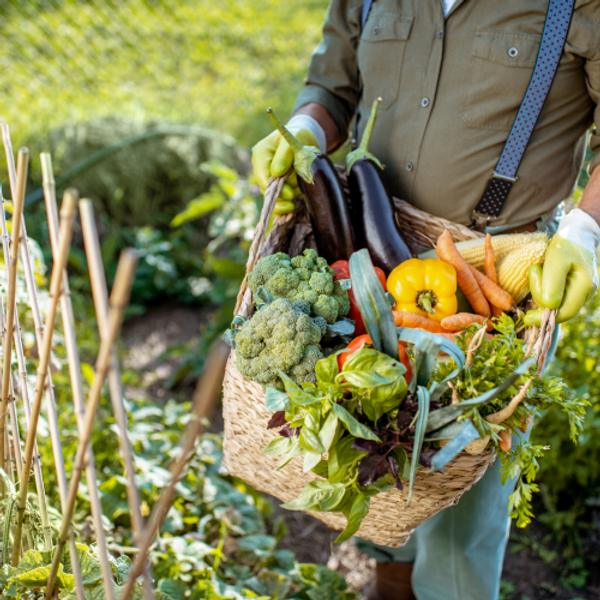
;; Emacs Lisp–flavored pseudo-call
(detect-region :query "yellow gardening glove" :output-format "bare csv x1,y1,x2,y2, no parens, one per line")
252,114,325,214
524,209,600,326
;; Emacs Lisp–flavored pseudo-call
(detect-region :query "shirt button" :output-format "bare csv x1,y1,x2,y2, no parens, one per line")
436,30,443,39
421,98,430,108
372,26,380,35
406,162,414,172
508,47,519,58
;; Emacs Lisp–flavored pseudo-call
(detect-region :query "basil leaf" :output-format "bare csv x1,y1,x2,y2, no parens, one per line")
280,484,323,511
317,487,347,512
275,437,303,470
281,481,345,510
335,493,370,543
278,371,320,406
341,369,397,388
319,411,339,453
303,451,323,473
299,428,325,454
311,460,329,478
265,387,291,412
262,436,294,456
364,375,408,423
328,436,368,483
331,403,380,442
315,353,340,384
430,421,481,473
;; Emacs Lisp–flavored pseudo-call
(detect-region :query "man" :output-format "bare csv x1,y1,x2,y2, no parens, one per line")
252,1,600,599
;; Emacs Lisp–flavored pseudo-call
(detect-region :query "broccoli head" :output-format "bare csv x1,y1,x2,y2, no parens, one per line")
247,249,350,324
234,297,324,391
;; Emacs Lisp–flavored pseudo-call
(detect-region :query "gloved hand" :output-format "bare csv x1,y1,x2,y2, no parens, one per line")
252,114,325,214
524,208,600,326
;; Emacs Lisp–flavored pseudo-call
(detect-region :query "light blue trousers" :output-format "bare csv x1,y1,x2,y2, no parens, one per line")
356,329,559,600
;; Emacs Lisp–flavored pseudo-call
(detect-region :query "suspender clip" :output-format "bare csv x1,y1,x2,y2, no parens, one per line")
491,171,518,183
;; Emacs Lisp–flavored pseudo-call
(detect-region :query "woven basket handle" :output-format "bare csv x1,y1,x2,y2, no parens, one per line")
234,174,288,317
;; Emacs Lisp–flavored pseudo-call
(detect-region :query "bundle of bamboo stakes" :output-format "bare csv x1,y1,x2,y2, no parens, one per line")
0,125,230,600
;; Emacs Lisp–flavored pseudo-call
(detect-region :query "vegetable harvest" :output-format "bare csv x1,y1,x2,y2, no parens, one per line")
225,106,585,543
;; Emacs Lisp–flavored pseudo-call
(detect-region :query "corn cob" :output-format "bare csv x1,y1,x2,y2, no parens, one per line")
453,232,548,270
496,236,549,304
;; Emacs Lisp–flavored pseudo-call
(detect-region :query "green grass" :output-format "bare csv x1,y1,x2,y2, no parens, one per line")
0,0,329,150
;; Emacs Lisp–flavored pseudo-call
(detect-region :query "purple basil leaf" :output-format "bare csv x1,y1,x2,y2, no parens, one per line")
352,439,382,454
388,455,404,490
267,411,287,430
419,449,437,469
357,453,391,486
397,411,412,430
280,425,300,438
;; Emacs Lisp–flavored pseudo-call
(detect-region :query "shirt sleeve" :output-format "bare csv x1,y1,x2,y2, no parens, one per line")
292,0,363,138
585,16,600,175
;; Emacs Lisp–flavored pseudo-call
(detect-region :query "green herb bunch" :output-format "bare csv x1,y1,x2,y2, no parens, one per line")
262,345,410,543
431,314,588,528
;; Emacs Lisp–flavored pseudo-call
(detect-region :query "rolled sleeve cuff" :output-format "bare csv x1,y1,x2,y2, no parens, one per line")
293,84,354,143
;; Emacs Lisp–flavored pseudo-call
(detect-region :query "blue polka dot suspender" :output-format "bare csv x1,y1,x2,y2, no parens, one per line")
472,0,576,230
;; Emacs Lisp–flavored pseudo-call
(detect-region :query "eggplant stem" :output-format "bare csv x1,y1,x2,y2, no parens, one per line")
345,97,384,174
267,108,303,153
266,108,317,184
359,97,381,153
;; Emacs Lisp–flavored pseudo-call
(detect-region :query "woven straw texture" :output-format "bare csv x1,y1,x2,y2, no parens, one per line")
223,174,554,547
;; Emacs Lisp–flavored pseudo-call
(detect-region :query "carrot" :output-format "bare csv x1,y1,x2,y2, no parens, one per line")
499,429,512,452
393,311,446,333
436,230,491,317
467,264,514,312
414,328,457,342
484,233,505,317
440,313,493,332
484,233,497,283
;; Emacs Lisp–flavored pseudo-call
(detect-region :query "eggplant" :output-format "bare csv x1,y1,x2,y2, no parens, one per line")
267,108,355,264
346,98,413,274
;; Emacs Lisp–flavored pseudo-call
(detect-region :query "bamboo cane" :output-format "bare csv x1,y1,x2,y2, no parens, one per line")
38,158,116,599
11,190,78,565
119,341,230,600
78,199,154,599
2,128,85,598
0,294,22,480
0,148,27,500
0,189,52,551
45,250,138,599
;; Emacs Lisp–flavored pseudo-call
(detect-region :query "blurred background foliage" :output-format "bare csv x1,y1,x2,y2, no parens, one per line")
0,0,598,597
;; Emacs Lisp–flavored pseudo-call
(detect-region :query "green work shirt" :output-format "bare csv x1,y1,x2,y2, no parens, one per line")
293,0,600,227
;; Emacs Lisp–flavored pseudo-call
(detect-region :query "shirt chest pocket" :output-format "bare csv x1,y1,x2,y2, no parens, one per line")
358,13,413,111
460,31,541,131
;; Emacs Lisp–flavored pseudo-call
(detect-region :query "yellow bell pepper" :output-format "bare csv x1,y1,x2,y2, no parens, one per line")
388,258,458,323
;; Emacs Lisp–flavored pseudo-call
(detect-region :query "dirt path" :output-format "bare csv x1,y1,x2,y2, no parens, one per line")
122,304,600,600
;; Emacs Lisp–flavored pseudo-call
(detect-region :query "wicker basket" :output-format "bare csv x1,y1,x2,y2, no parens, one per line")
222,174,555,548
